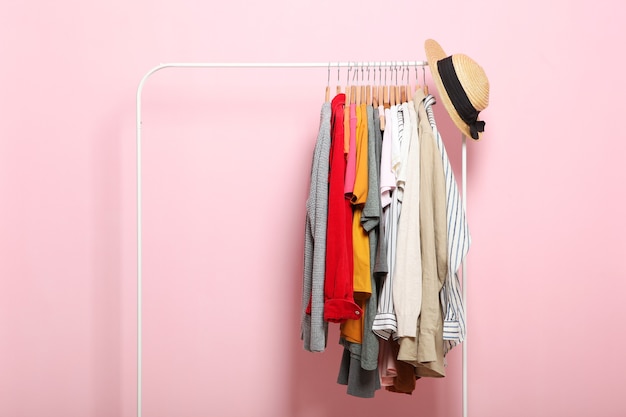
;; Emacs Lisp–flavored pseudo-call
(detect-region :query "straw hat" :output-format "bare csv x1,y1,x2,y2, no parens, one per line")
424,39,489,140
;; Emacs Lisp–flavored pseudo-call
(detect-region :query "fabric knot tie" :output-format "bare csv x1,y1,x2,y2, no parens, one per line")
469,120,485,140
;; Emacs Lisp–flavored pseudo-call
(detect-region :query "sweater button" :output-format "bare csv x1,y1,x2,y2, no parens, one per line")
355,311,360,315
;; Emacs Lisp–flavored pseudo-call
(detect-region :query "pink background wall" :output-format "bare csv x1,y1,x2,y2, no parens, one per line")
1,1,625,416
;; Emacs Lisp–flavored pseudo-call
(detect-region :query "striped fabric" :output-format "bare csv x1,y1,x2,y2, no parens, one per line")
372,106,403,340
423,95,471,354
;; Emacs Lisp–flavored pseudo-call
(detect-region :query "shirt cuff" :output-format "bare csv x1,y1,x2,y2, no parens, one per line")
323,299,363,323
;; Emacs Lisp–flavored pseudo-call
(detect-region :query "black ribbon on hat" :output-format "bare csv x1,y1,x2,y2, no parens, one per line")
437,56,485,140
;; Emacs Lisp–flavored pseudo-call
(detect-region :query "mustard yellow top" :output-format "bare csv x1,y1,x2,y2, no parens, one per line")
341,103,372,344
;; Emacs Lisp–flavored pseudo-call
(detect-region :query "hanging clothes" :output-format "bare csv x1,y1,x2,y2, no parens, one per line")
300,64,471,398
397,89,448,378
371,105,399,340
341,101,370,344
382,93,423,394
300,101,332,352
362,104,384,370
371,105,388,285
424,94,470,355
337,99,382,399
323,93,362,323
351,102,372,301
393,100,422,340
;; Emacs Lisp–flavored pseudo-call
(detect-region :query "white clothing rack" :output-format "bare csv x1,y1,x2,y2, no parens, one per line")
135,61,468,417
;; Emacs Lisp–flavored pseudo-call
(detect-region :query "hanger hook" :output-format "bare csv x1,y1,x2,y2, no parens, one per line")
422,65,427,90
359,62,363,85
347,63,351,85
372,62,375,84
395,62,399,85
405,62,409,84
327,62,331,88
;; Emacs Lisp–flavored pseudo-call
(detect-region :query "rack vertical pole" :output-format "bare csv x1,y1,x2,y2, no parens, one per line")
136,64,174,417
136,78,143,417
461,134,468,417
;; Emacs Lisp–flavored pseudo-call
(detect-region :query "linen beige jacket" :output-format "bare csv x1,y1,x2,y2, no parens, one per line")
397,90,448,378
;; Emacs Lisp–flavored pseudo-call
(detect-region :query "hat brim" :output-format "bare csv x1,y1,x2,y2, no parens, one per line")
425,39,482,141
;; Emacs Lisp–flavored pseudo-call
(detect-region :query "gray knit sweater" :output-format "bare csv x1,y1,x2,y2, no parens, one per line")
301,102,331,352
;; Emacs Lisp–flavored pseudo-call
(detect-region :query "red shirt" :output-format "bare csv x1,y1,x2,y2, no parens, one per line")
324,93,362,323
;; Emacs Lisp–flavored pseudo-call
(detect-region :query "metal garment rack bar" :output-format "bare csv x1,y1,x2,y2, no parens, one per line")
461,133,468,417
135,61,468,417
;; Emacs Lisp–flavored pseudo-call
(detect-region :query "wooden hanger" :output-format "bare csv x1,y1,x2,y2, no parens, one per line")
351,63,358,105
345,64,351,105
373,64,379,108
372,69,378,108
375,64,384,130
380,66,387,109
324,63,333,102
393,64,400,106
383,84,391,109
380,65,388,130
414,63,421,94
335,63,341,95
363,63,371,106
407,81,412,102
350,68,361,106
359,65,366,106
419,64,429,95
405,65,412,101
344,66,351,154
397,64,404,103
